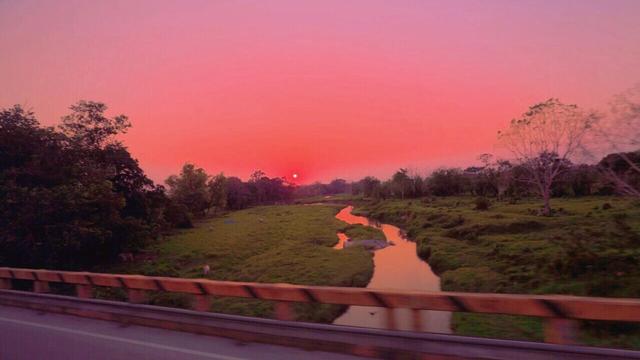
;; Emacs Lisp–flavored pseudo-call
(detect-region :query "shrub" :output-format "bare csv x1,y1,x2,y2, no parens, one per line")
474,197,491,211
421,221,433,229
441,215,465,229
164,201,193,228
417,241,431,259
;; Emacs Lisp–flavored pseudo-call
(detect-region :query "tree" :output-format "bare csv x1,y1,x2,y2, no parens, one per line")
596,85,640,197
207,173,227,214
294,182,327,198
225,176,251,210
391,168,411,199
59,100,130,148
599,151,640,197
378,180,393,200
410,173,426,198
567,164,599,197
0,102,167,269
466,154,499,197
359,176,381,198
248,170,268,204
495,160,514,200
427,168,467,196
498,99,598,215
165,163,210,217
326,179,348,194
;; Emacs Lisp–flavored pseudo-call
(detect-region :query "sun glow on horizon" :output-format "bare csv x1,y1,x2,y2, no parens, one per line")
1,1,639,183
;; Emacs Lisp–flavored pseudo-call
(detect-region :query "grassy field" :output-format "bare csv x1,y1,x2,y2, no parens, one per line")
293,193,359,205
107,204,373,323
352,195,640,348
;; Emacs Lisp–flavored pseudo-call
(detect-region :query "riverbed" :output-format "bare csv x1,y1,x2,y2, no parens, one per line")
332,206,451,333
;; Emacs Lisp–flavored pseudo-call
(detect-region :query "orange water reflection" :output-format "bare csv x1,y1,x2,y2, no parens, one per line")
333,232,349,249
333,206,451,333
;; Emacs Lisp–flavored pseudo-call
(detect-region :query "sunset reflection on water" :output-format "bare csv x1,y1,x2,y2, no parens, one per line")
333,206,451,333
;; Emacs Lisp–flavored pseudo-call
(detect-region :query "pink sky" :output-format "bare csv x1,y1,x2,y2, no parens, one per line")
1,0,639,183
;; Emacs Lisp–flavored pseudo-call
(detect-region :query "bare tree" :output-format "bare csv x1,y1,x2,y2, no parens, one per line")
498,99,598,215
596,85,640,197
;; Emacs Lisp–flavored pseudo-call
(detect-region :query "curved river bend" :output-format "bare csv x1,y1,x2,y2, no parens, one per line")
332,206,451,333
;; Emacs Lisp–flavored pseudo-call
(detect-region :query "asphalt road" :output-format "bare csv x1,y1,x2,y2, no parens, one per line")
0,306,366,360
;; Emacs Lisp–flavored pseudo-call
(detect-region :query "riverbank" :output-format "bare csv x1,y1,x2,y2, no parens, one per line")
351,195,640,348
107,204,374,323
333,206,451,332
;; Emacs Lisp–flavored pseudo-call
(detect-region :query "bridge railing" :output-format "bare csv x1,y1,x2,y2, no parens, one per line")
2,266,639,345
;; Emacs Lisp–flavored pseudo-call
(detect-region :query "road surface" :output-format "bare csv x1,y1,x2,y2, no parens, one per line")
0,306,365,360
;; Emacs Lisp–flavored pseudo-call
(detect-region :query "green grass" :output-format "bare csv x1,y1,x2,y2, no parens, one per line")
354,196,640,348
341,224,385,241
294,193,364,205
107,204,373,323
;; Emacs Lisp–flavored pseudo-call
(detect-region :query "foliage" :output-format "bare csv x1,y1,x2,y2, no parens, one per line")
0,103,174,269
59,100,131,148
247,170,294,205
342,149,631,216
595,85,640,198
225,176,251,210
351,176,381,198
599,151,640,197
207,172,227,213
165,164,211,217
498,99,599,215
429,168,468,196
165,166,295,217
474,196,491,210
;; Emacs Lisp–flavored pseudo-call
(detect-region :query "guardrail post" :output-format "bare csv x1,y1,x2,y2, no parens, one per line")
385,308,397,330
0,278,11,290
545,318,577,344
192,295,211,312
412,309,423,332
274,301,294,321
127,289,147,304
33,281,50,293
76,285,93,298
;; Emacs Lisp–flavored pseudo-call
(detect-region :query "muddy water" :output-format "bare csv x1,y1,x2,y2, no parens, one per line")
332,206,451,333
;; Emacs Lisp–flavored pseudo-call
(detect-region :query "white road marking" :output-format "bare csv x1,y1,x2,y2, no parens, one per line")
0,315,247,360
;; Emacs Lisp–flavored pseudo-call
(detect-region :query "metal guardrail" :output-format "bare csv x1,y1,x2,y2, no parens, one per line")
2,267,640,345
2,290,639,360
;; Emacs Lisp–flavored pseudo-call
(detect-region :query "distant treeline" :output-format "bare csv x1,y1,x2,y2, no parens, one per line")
346,153,638,201
293,179,349,198
294,153,639,203
298,93,640,214
0,102,294,270
163,165,295,221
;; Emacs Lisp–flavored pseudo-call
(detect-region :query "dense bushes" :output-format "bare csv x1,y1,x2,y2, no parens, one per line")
165,166,295,218
0,103,187,269
474,197,491,210
0,102,302,270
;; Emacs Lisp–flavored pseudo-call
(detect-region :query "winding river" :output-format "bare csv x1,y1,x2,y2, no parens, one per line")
332,206,451,333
